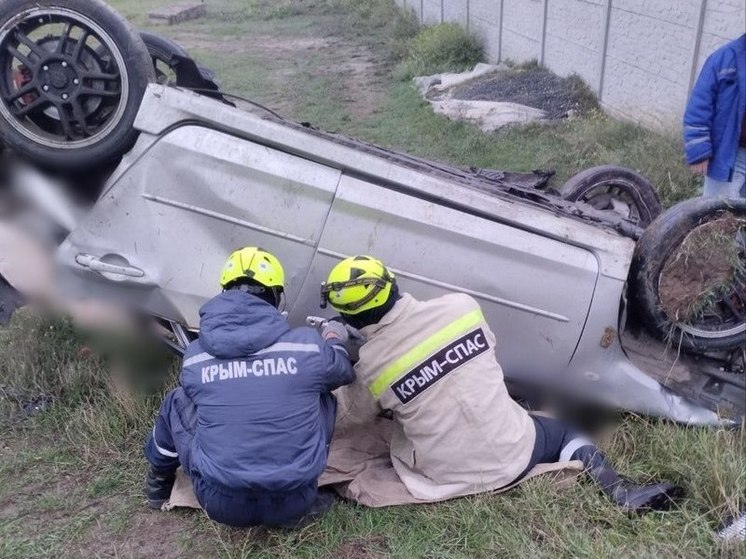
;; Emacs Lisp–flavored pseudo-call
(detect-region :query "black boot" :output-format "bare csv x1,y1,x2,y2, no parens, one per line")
571,444,685,513
604,477,686,513
278,488,336,529
145,466,176,510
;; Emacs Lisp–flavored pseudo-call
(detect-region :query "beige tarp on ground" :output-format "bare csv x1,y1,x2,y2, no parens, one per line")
164,416,583,510
412,63,548,132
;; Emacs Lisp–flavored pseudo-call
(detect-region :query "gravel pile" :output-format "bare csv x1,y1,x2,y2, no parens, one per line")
452,66,598,119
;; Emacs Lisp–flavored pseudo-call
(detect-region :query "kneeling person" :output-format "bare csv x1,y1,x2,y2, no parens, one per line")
144,247,354,527
321,255,683,512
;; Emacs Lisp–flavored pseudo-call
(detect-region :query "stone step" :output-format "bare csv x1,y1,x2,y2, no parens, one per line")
148,3,207,25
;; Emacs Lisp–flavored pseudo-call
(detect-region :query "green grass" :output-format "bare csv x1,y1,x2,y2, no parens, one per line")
0,311,743,558
112,0,698,206
395,22,484,80
352,84,699,204
1,0,740,557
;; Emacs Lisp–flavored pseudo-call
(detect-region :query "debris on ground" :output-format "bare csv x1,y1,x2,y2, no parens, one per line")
413,63,503,96
453,65,600,119
0,384,55,420
414,63,600,132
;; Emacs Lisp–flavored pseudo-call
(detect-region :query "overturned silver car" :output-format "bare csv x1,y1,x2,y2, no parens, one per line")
0,0,743,425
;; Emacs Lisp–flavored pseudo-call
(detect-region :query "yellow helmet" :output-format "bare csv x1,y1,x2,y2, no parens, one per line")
321,255,395,315
219,247,285,290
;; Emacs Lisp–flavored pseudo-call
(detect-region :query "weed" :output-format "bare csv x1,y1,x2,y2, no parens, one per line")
396,22,483,80
565,73,601,113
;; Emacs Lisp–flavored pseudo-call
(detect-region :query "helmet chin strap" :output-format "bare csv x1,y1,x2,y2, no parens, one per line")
275,289,287,312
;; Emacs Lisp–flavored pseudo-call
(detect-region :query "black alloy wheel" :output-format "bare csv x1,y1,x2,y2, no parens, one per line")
0,0,153,169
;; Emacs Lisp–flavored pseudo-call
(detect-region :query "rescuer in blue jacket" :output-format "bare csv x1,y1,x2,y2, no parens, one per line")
143,247,355,528
684,34,746,198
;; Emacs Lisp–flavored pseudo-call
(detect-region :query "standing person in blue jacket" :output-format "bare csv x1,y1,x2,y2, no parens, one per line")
684,34,746,198
143,247,355,528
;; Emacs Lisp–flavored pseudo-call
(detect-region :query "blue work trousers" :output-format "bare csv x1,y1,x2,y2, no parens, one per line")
144,387,337,527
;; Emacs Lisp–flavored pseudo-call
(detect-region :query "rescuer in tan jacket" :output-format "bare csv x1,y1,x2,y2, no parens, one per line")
320,255,684,512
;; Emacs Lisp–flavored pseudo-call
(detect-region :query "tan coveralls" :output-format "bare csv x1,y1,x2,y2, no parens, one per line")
336,293,536,501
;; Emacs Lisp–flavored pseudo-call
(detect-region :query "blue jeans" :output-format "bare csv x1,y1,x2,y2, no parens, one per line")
704,147,746,198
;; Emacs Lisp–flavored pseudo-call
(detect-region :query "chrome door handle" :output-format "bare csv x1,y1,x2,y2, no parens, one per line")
75,254,145,278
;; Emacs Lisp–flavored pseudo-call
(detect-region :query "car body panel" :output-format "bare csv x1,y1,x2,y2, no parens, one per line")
131,87,637,277
58,124,341,325
53,85,726,425
295,175,598,370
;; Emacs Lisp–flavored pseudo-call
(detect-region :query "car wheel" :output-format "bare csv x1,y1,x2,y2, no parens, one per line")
629,197,746,353
560,165,662,228
139,31,216,85
0,0,153,169
138,31,230,105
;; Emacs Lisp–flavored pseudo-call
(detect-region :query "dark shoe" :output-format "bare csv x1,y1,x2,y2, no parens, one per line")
278,489,336,529
145,466,176,510
570,444,685,514
609,480,685,513
305,489,336,518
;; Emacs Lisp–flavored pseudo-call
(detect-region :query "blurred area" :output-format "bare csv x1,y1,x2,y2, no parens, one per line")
0,151,177,412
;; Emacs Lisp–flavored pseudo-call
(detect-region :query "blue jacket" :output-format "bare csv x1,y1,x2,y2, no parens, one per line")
684,35,746,181
180,290,354,492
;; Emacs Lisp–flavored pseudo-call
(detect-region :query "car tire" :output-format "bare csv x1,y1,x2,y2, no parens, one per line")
139,31,216,85
560,165,662,228
629,197,746,353
0,0,154,170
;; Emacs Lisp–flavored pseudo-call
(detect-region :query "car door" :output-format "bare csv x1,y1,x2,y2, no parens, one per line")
290,174,599,375
56,125,341,327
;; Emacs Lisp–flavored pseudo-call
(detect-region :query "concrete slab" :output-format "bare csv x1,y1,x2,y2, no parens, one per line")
148,3,206,25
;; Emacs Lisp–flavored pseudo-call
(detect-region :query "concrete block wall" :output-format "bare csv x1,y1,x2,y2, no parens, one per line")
697,0,745,71
467,0,502,60
394,0,746,128
501,0,544,62
442,0,469,28
601,0,702,123
543,0,606,91
422,0,442,24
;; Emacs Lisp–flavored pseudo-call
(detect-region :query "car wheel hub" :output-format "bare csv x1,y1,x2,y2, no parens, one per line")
0,7,129,149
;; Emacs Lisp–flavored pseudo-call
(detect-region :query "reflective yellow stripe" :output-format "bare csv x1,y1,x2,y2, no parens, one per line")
368,309,485,398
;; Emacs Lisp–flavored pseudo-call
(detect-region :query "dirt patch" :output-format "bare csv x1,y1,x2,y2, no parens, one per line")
77,508,202,559
172,33,330,55
332,536,390,559
172,32,387,120
452,66,599,119
0,431,204,559
325,38,387,120
659,213,745,322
